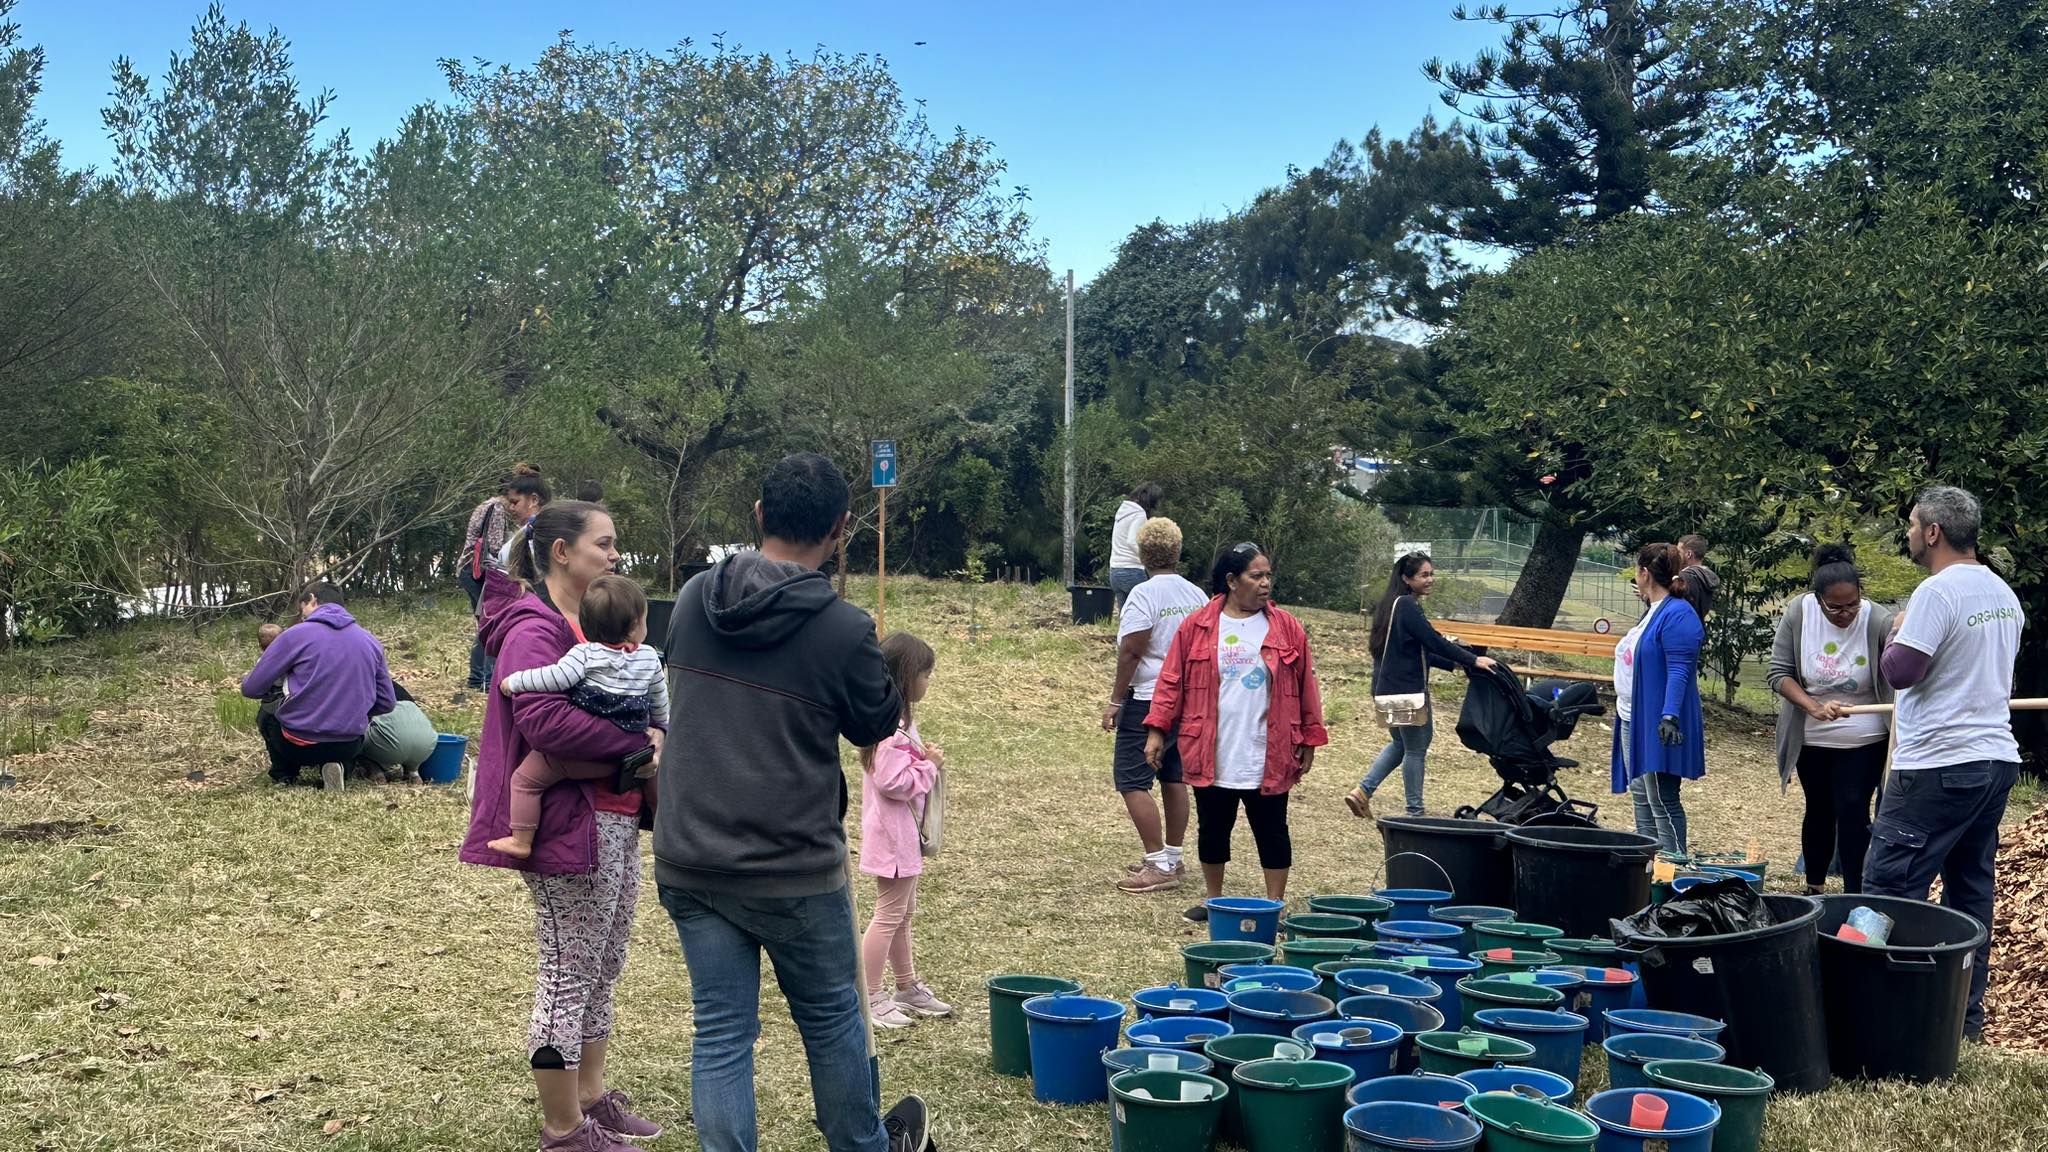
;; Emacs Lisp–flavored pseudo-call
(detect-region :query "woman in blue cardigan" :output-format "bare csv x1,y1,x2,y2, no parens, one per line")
1612,542,1706,854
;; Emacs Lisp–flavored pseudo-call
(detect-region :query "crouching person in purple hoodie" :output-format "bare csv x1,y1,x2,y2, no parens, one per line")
241,581,396,790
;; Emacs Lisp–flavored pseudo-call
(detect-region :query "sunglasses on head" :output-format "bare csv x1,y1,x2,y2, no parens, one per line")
1232,541,1261,555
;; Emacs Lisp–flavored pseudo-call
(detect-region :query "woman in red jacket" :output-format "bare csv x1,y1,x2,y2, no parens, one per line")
1145,542,1329,921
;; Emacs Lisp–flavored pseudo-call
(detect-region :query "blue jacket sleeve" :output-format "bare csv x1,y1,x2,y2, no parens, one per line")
1661,605,1704,717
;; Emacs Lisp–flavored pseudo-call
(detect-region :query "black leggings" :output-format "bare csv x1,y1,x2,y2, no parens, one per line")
1193,786,1292,870
259,712,365,783
1795,741,1886,891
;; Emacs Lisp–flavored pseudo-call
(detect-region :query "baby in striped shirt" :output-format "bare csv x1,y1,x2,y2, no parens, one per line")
487,574,669,859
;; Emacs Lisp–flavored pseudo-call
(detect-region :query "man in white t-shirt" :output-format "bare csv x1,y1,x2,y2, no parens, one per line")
1102,516,1210,893
1872,485,2024,1039
1107,483,1162,611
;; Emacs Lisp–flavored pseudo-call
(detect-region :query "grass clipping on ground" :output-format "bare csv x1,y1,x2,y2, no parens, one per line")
1,577,2045,1151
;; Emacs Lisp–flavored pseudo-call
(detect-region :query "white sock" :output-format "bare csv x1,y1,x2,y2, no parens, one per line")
1151,846,1184,871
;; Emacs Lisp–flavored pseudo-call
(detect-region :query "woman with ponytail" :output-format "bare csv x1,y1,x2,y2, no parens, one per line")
461,465,551,690
1766,543,1895,894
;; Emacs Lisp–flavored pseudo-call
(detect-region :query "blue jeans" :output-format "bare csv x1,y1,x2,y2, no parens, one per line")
1109,567,1146,610
1862,760,2019,1036
658,882,885,1152
460,569,493,689
1621,719,1687,854
1361,715,1433,816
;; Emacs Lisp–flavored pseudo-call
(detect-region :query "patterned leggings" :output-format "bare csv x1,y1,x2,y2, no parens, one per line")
522,811,641,1068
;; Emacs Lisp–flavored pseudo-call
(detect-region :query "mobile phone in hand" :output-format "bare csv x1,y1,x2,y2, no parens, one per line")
616,745,656,794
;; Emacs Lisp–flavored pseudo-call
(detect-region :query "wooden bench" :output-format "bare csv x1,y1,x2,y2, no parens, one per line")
1431,619,1618,685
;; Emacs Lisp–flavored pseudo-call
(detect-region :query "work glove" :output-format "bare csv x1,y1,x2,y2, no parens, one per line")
1658,716,1683,746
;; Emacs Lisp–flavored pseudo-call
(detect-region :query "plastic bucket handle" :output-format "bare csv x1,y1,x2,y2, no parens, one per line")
1381,851,1456,895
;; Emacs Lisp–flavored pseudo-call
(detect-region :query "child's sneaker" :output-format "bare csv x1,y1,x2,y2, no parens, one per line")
869,990,915,1029
894,982,952,1018
585,1089,662,1140
540,1116,644,1152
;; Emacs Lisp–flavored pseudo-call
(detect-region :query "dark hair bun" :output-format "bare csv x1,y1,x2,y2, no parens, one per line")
1811,542,1856,568
512,462,542,477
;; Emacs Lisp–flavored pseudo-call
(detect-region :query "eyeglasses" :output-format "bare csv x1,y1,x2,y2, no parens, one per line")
1820,597,1861,615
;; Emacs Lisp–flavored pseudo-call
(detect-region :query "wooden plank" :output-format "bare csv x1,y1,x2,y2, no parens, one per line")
1509,665,1615,685
1843,699,2048,715
1432,619,1620,658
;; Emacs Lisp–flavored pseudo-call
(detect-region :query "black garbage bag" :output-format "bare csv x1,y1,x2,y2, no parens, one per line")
1611,877,1777,939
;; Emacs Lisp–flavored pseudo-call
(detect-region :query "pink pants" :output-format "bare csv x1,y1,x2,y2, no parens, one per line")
861,874,921,995
507,749,613,832
522,812,640,1067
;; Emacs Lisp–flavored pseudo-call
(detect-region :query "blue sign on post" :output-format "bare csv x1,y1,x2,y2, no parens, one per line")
870,440,897,488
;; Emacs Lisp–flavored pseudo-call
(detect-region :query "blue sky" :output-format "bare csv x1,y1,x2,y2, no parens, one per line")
17,0,1497,281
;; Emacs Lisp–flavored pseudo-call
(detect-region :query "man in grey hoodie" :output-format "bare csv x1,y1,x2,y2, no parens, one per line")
654,453,931,1152
1676,534,1720,622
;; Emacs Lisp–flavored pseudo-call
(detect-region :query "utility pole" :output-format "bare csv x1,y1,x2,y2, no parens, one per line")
1062,268,1076,589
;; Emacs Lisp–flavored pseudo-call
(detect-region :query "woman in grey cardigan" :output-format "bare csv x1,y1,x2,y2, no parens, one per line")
1765,544,1894,894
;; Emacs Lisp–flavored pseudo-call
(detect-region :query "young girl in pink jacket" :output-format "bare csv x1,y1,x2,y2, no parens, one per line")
859,632,948,1030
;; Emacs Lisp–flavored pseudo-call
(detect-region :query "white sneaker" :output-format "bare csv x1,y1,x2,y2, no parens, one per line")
894,982,953,1018
869,990,915,1029
320,763,345,792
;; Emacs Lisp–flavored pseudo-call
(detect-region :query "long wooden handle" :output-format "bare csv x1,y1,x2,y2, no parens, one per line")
1843,698,2048,715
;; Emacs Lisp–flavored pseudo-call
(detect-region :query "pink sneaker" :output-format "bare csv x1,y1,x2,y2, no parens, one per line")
586,1089,663,1140
540,1116,644,1152
893,982,953,1018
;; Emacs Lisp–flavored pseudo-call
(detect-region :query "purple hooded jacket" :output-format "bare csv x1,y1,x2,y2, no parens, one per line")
458,570,656,876
240,604,396,743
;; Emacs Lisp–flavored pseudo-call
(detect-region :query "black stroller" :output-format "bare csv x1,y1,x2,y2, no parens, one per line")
1452,662,1606,825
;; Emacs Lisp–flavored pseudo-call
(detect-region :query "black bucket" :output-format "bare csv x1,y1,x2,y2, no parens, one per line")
1615,893,1830,1094
1815,894,1987,1083
1070,585,1113,625
1377,817,1513,908
1504,825,1657,940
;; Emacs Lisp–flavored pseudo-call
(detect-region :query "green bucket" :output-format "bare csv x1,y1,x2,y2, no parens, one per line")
1546,937,1622,968
1109,1068,1230,1152
1231,1057,1357,1152
1283,937,1375,970
1204,1035,1314,1147
1468,948,1564,980
1464,1090,1600,1152
1308,894,1394,923
1283,912,1371,941
986,974,1082,1076
1455,976,1566,1026
1183,940,1278,989
1646,1059,1774,1152
1473,920,1566,954
1415,1028,1536,1078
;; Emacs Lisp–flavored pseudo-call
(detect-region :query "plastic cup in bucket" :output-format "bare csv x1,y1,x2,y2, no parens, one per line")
1601,1033,1726,1092
1473,920,1567,954
1231,1056,1357,1152
1132,984,1230,1020
1204,1034,1313,1146
1109,1068,1230,1152
1284,911,1372,940
1182,940,1276,989
1228,988,1336,1037
1470,1007,1590,1085
1347,1069,1472,1111
1415,1028,1536,1078
1127,1014,1234,1053
1345,1100,1485,1152
1336,994,1446,1074
1455,1061,1576,1104
1431,904,1520,953
1456,976,1564,1027
1309,893,1395,923
1021,994,1127,1104
419,733,466,784
1644,1061,1771,1152
1336,969,1443,1006
1375,887,1455,923
1470,948,1564,980
1291,1018,1404,1083
1603,1009,1727,1043
985,975,1083,1076
1585,1087,1722,1152
1208,896,1286,944
1542,965,1636,1042
1464,1090,1602,1152
1103,1047,1213,1101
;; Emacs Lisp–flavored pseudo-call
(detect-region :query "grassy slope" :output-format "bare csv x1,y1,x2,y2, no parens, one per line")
0,577,2043,1151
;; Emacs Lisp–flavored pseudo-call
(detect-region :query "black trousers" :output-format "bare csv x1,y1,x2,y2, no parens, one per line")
259,712,365,783
1795,741,1887,891
1193,785,1292,870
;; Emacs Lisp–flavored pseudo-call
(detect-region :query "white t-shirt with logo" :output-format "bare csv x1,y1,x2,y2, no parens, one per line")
1110,501,1147,570
1799,596,1888,748
1613,599,1660,723
1119,574,1211,701
1891,563,2024,771
1213,610,1273,789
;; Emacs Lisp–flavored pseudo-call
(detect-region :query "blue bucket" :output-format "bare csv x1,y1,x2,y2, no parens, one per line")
1222,972,1323,996
1226,988,1336,1037
1584,1087,1722,1152
1513,969,1583,996
1103,1046,1212,1099
1207,897,1285,944
1430,905,1520,953
1346,1070,1471,1111
1336,995,1445,1074
1127,1014,1234,1053
1372,940,1459,960
1021,994,1127,1104
1335,970,1444,1008
1456,1061,1576,1104
1344,1101,1485,1152
1292,1018,1404,1083
1543,966,1638,1041
1601,1033,1726,1092
1471,1007,1590,1085
1389,956,1482,1026
1693,866,1764,894
1375,887,1453,923
1374,919,1468,948
419,733,466,784
1603,1009,1727,1043
1219,962,1317,983
1132,985,1231,1020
